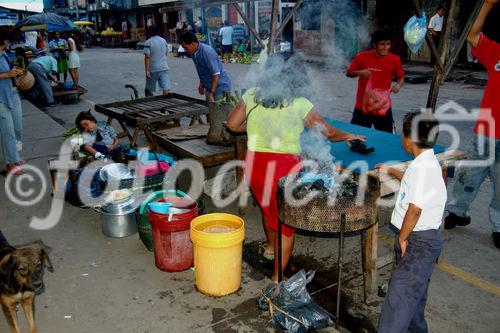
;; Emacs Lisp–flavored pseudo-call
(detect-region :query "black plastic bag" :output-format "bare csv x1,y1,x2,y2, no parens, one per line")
258,270,333,332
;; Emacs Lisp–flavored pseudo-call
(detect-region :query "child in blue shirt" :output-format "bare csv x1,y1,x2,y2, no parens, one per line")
75,111,123,162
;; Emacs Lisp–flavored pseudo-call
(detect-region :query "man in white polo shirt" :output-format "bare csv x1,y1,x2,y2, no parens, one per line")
428,6,446,63
376,112,446,333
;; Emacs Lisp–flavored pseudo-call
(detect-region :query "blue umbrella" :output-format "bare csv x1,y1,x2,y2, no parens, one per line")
15,13,78,32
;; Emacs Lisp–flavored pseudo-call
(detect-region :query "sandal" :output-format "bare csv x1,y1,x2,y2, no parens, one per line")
258,242,274,260
6,164,25,175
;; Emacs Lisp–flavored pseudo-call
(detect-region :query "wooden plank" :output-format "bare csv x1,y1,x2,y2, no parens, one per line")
121,101,204,117
155,124,209,141
130,108,209,126
154,135,235,167
95,93,206,110
275,0,304,38
368,150,466,197
444,0,485,78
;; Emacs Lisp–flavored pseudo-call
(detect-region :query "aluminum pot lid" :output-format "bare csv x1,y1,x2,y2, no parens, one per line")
99,163,133,182
101,196,137,214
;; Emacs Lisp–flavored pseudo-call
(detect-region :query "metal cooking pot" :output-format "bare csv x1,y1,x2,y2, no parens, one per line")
95,196,138,238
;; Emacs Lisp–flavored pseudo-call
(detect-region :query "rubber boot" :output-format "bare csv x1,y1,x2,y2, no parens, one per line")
206,95,232,146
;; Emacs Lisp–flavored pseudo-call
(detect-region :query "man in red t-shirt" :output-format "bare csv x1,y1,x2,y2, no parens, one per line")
346,29,405,133
446,0,500,249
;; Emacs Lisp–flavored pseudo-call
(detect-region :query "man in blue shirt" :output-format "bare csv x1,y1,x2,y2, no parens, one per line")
179,31,231,102
219,20,234,55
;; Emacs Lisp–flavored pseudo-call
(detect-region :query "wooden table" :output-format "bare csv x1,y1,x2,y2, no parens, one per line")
94,94,208,150
153,124,235,167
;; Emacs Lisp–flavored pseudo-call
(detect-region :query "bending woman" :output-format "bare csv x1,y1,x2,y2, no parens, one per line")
227,53,364,283
0,29,25,175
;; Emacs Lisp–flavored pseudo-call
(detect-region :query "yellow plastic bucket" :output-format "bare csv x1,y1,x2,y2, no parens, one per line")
190,213,245,296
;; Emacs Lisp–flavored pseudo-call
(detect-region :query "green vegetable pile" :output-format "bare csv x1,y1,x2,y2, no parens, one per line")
221,54,257,65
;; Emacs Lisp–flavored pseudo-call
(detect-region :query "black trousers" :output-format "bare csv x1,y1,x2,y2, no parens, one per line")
351,107,394,133
378,229,443,333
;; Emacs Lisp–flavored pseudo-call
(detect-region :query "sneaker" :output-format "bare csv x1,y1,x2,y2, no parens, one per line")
444,212,471,229
6,163,25,175
493,232,500,249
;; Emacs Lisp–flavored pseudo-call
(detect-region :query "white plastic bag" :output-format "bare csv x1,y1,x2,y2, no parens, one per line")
404,13,427,54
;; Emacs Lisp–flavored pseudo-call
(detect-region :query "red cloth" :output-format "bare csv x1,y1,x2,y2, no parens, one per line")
245,151,302,237
471,34,500,139
347,49,405,110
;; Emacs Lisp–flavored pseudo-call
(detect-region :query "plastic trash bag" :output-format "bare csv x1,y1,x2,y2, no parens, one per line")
257,270,333,333
362,74,391,116
404,13,427,54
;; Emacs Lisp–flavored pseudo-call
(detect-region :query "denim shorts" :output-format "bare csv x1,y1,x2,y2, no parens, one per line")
146,70,171,93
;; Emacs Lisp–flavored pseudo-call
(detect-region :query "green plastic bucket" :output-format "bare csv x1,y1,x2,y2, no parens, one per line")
135,190,189,251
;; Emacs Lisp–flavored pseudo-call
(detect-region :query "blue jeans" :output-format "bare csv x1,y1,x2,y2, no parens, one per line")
0,92,23,164
447,135,500,232
28,62,54,104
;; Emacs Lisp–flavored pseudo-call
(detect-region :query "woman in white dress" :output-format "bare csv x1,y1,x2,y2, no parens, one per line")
67,33,82,85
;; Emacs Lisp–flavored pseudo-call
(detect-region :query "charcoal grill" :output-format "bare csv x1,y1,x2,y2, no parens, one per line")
276,173,380,328
277,174,379,232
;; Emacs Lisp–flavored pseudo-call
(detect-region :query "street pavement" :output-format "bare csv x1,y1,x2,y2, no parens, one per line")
0,48,498,332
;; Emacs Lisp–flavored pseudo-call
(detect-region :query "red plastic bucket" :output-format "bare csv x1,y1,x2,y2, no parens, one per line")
148,197,198,272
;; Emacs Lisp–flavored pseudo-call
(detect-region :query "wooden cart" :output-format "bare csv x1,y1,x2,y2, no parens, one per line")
53,84,87,104
94,94,208,150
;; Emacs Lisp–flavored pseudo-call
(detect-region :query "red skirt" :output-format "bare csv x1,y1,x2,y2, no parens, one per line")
245,151,303,237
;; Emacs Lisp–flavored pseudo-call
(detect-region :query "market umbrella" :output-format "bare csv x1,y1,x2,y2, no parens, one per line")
15,13,78,32
74,21,95,27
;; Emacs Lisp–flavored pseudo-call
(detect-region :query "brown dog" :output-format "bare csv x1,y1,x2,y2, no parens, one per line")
0,232,53,333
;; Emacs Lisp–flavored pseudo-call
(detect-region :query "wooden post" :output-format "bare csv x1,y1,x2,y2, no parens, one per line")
426,0,457,111
362,221,378,299
233,3,266,48
274,0,304,38
268,0,280,55
247,1,255,54
443,0,485,78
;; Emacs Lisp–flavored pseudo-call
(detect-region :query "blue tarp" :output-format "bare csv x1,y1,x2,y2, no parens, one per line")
15,13,77,32
301,118,446,172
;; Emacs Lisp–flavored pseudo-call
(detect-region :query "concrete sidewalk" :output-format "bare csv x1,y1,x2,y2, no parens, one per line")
0,99,340,332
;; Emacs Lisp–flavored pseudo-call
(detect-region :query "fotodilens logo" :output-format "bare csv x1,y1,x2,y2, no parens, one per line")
420,101,496,168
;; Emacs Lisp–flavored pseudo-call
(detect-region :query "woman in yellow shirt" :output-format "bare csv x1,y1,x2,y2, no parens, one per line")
227,53,364,282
